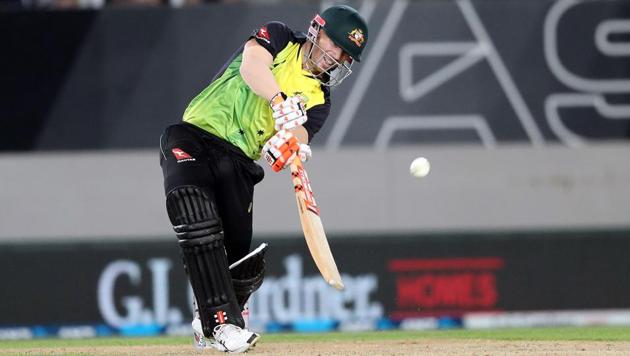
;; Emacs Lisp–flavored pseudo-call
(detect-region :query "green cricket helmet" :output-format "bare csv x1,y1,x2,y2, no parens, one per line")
305,5,369,87
320,5,368,62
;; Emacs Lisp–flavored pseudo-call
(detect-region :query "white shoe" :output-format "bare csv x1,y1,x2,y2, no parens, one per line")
213,323,260,353
191,318,227,352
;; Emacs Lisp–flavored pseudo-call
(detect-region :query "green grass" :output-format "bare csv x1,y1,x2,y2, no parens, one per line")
1,327,629,349
0,336,189,349
262,327,630,342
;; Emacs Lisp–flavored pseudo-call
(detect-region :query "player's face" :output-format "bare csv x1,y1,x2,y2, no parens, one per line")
303,24,354,86
309,30,349,73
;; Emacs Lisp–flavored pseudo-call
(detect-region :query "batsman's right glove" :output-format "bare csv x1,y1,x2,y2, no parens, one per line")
269,91,308,130
261,129,300,172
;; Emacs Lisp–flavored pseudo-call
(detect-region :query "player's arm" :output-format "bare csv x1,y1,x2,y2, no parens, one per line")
241,37,308,136
242,41,309,170
240,39,281,102
288,126,308,143
246,22,314,170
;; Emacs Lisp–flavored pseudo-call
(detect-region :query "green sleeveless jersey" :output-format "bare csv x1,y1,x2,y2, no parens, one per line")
183,22,331,160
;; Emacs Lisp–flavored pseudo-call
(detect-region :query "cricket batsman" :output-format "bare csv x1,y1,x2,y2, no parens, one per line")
159,5,368,353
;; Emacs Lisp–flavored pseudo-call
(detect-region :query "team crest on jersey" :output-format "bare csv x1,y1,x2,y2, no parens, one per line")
254,26,270,44
348,28,365,47
172,148,196,163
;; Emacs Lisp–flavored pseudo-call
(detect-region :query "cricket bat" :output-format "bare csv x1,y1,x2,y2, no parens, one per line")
289,156,344,290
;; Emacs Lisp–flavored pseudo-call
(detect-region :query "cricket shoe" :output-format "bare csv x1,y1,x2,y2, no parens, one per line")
192,318,260,353
191,317,225,352
212,323,260,353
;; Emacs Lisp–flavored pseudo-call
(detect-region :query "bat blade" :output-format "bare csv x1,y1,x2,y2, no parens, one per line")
290,157,344,290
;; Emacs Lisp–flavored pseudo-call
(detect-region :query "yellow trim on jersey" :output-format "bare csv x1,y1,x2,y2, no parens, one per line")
272,42,326,109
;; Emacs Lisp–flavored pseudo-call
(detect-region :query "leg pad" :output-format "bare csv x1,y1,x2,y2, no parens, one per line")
229,243,268,308
166,186,244,337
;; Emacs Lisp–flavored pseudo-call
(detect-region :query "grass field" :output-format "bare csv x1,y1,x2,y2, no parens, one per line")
1,327,630,355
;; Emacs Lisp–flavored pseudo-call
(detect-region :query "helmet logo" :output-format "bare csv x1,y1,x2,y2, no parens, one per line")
348,28,365,47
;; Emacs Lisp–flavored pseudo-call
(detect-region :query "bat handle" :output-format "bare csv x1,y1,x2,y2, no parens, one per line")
290,155,302,173
292,155,302,166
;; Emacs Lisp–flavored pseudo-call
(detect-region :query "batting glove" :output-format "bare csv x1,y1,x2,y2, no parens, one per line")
262,129,300,172
270,92,308,131
298,143,312,162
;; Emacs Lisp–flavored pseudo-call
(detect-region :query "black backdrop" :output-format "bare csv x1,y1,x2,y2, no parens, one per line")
2,0,630,151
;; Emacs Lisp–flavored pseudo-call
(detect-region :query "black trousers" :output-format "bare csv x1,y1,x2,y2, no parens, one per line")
159,122,265,264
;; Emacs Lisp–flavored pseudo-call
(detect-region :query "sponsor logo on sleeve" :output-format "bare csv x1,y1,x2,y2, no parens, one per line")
255,26,271,44
171,148,196,163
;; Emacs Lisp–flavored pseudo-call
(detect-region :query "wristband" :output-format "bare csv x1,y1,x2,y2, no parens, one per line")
269,91,287,107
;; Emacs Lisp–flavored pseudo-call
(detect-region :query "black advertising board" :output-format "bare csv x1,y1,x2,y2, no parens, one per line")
1,230,630,329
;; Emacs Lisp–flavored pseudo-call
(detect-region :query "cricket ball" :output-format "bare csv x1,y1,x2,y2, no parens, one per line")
409,157,431,178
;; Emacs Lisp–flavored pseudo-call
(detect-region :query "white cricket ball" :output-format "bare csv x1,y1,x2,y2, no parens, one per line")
410,157,431,178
